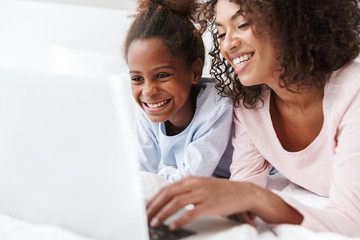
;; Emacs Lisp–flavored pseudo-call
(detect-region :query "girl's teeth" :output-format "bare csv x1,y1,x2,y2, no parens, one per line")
147,100,168,109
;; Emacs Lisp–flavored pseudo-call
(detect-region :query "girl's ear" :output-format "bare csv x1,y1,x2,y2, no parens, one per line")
191,58,204,84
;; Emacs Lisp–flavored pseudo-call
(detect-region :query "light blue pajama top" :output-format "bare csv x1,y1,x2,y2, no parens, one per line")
135,81,234,182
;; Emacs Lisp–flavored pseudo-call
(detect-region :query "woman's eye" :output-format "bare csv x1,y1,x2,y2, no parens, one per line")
157,73,171,79
238,22,250,30
217,32,225,39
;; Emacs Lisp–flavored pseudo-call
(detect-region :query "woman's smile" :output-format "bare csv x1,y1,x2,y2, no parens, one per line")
231,52,254,74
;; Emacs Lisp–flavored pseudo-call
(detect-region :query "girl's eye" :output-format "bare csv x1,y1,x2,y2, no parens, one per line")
131,76,144,82
157,73,171,79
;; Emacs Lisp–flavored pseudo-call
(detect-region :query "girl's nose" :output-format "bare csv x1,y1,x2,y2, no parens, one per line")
142,81,158,97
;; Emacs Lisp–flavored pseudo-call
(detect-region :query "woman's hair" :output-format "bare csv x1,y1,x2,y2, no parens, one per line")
124,0,205,70
198,0,360,108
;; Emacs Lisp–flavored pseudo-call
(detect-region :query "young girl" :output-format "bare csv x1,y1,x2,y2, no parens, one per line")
146,0,360,237
124,0,234,182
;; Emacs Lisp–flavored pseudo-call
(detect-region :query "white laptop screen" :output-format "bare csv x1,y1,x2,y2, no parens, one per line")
0,70,148,240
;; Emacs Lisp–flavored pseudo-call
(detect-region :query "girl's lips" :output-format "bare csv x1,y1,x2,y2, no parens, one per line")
142,99,171,113
144,99,171,109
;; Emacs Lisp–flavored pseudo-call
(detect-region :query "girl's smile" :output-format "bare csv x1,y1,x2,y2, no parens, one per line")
141,99,172,113
127,38,200,130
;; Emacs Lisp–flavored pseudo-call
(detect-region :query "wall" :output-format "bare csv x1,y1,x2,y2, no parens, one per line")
23,0,137,10
0,0,133,76
0,0,212,77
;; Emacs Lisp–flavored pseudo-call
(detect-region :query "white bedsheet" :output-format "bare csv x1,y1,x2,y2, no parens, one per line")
0,172,358,240
0,214,92,240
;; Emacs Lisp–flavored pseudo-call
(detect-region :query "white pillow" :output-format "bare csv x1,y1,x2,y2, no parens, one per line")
138,172,170,203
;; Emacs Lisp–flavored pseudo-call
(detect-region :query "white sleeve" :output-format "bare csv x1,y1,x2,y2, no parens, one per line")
158,103,233,182
135,110,161,173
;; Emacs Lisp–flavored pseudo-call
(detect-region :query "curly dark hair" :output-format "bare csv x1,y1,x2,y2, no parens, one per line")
198,0,360,108
124,0,205,70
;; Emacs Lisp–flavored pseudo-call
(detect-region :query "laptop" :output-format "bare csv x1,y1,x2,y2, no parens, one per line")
0,69,239,240
0,69,150,240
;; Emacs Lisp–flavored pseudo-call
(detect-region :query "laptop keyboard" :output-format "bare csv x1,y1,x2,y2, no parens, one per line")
149,224,196,240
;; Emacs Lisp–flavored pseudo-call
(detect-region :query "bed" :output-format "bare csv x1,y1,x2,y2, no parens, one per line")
0,172,356,240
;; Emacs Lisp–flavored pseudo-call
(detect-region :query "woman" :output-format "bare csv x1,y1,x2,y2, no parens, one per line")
146,0,360,237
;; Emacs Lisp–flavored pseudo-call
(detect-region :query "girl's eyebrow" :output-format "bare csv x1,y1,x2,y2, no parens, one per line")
129,66,176,74
215,10,243,26
153,66,176,71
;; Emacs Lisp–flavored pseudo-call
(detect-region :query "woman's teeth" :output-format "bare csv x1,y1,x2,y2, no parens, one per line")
233,53,253,66
147,100,169,109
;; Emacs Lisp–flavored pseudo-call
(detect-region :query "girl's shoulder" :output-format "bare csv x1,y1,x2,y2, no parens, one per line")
196,80,233,107
135,105,160,130
191,80,233,127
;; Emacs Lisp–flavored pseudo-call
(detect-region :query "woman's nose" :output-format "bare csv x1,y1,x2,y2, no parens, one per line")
222,30,239,53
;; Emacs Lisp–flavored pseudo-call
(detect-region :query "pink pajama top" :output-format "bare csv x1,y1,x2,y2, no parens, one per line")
230,61,360,237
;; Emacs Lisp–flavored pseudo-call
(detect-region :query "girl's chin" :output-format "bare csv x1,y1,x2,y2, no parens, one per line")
148,117,166,122
145,113,169,123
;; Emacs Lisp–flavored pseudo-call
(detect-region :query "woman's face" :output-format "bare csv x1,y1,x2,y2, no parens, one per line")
215,0,279,86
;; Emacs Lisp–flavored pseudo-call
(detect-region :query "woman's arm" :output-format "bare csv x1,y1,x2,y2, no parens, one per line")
230,106,271,186
146,176,303,230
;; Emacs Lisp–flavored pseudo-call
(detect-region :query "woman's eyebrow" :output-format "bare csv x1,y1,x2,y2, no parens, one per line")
215,10,243,26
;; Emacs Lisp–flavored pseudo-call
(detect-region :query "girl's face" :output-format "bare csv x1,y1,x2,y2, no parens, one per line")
127,38,201,126
215,0,279,86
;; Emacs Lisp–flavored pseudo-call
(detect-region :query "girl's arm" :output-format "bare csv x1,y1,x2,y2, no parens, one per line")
157,97,234,182
135,109,161,173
